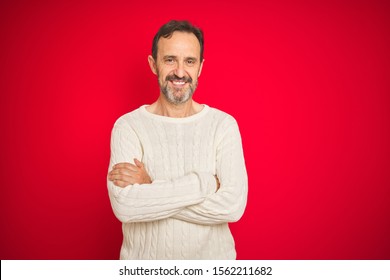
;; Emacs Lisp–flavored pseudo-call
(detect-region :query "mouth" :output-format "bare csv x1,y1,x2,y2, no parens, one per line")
171,80,187,87
166,75,192,88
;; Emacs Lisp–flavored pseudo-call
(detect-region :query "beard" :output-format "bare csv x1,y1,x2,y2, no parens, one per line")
159,74,198,105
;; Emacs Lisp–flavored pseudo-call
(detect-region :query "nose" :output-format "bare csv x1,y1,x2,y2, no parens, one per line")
174,61,185,78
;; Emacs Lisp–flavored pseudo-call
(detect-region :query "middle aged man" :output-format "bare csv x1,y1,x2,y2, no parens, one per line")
107,20,248,259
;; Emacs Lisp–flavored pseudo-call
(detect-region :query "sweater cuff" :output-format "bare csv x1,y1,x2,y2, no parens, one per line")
195,172,218,195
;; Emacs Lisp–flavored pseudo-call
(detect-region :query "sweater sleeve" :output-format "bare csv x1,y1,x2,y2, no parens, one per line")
107,119,217,223
172,118,248,225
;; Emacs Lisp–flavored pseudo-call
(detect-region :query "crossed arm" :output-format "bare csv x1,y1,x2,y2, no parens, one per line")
107,118,247,225
108,160,220,190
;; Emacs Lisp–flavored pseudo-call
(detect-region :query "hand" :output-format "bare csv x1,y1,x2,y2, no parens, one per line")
214,175,220,192
108,159,152,188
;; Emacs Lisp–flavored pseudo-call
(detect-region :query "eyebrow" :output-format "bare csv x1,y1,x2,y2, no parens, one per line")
163,55,176,59
163,55,198,61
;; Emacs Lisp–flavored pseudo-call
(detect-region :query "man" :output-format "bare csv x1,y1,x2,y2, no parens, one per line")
107,20,248,259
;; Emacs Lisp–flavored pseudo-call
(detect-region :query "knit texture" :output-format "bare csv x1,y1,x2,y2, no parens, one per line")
108,105,248,259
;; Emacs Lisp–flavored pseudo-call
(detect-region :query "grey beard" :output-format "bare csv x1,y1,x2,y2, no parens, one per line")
161,81,197,105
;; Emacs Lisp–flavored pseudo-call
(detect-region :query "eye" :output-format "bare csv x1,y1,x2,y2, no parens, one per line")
186,59,196,66
164,57,175,65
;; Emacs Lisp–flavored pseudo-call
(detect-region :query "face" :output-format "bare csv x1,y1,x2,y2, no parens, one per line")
148,31,204,105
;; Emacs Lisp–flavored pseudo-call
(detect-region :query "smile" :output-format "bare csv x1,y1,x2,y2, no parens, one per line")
172,80,186,85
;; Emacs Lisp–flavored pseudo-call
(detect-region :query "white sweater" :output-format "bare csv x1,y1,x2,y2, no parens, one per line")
107,105,248,259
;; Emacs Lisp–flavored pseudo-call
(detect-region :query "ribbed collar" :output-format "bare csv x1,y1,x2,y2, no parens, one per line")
138,104,210,123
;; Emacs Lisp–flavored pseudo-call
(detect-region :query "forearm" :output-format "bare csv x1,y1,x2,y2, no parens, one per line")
108,171,217,223
173,170,248,225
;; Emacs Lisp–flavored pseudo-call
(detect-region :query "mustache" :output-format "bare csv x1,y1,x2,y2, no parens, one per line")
166,74,193,83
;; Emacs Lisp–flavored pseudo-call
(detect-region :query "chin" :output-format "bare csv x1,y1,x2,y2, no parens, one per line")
163,88,193,105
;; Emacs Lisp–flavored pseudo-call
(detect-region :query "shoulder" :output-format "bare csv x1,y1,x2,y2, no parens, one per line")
204,106,243,144
113,106,145,128
207,106,239,128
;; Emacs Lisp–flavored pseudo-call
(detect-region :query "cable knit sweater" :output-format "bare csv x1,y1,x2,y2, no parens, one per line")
107,104,248,259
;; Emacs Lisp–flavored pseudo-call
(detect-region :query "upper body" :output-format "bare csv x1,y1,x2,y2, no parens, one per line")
107,20,248,259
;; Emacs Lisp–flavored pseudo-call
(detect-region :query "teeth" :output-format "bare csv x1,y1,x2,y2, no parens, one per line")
173,81,185,85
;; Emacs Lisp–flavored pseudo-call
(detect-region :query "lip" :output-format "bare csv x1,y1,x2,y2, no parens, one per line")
170,80,187,87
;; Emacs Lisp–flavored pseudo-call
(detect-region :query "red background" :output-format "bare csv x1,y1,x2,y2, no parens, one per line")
1,0,389,260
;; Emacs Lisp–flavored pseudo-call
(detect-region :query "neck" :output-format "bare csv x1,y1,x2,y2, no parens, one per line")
147,94,203,118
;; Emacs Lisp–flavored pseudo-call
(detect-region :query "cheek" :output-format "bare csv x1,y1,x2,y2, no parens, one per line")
190,70,200,80
159,68,175,79
156,69,168,81
192,66,202,78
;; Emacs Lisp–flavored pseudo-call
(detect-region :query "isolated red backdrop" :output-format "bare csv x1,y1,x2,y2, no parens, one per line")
1,0,389,260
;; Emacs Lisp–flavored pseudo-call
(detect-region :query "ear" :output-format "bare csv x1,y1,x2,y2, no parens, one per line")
198,59,205,77
148,55,157,75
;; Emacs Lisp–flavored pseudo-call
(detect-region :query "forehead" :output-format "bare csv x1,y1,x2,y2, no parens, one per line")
157,31,200,58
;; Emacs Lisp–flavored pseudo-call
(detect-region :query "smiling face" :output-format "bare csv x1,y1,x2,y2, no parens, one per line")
148,31,204,105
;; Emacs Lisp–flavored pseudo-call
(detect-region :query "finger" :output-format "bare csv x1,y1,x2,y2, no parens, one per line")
112,163,139,172
109,173,134,183
111,180,131,188
112,162,135,170
134,158,144,168
110,168,139,177
109,169,131,178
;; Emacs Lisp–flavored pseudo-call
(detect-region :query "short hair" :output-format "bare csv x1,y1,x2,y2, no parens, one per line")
152,20,204,62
